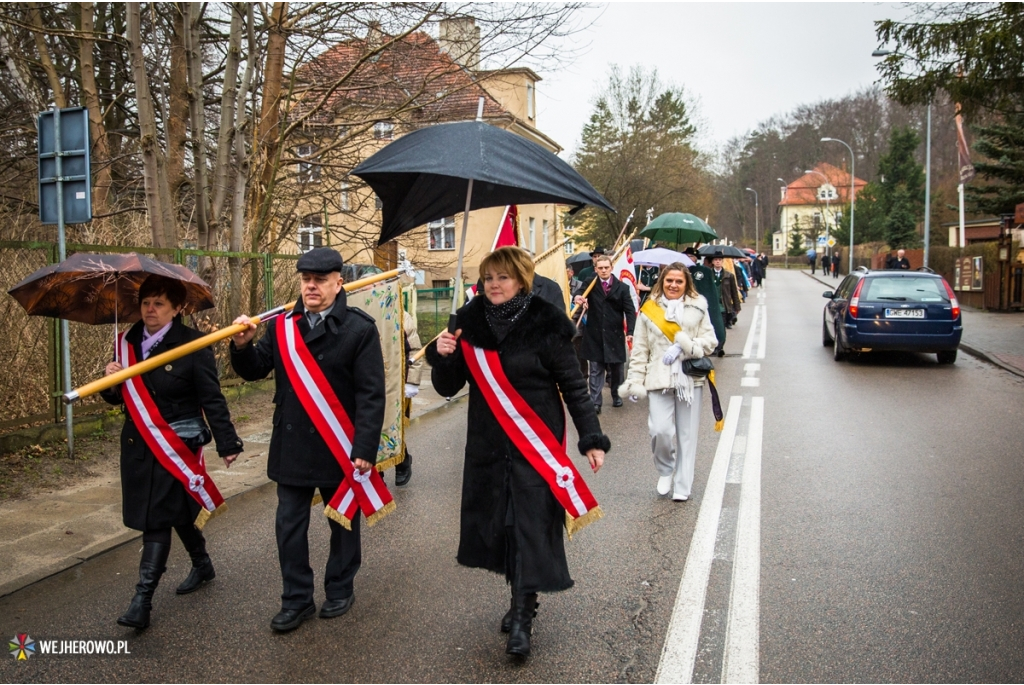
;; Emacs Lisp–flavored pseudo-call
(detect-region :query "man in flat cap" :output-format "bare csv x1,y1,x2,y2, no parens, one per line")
230,247,386,633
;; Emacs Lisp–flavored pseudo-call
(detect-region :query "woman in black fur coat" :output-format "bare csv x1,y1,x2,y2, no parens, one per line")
428,247,610,659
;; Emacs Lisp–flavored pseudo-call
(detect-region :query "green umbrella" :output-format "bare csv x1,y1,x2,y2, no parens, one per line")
638,212,718,245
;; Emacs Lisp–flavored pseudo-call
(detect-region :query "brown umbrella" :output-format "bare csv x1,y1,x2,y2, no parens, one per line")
7,252,215,325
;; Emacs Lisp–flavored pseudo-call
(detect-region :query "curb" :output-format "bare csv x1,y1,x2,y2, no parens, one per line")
0,386,469,599
801,270,1024,379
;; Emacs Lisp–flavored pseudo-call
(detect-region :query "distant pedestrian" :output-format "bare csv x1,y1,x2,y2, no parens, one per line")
831,252,841,279
684,247,726,357
821,253,830,274
888,248,911,270
707,253,741,329
808,250,817,274
620,263,717,502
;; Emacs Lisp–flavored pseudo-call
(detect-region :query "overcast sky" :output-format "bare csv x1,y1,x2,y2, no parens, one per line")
536,2,913,158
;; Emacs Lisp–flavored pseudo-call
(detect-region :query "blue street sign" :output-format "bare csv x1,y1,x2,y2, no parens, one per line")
38,107,92,224
816,235,827,245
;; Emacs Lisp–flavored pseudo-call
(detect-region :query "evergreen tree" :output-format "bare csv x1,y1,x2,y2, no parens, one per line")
967,112,1024,215
858,128,925,248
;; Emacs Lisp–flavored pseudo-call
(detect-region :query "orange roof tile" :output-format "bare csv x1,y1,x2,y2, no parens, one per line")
779,163,867,207
295,32,507,126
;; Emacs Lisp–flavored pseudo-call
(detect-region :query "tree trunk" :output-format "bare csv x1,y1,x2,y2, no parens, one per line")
127,3,177,250
229,3,256,317
167,4,188,215
79,2,111,214
250,1,288,256
27,3,66,109
210,2,243,240
183,2,211,271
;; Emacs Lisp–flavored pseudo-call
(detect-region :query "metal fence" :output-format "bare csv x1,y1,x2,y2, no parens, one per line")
407,287,454,342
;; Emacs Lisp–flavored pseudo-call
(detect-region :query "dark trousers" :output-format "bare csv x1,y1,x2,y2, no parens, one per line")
142,524,205,551
588,361,623,407
276,483,361,610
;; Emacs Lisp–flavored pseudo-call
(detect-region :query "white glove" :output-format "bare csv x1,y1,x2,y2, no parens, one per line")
689,345,705,360
662,343,683,365
629,395,638,403
404,383,419,398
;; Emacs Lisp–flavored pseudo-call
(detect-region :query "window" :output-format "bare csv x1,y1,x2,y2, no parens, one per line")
818,187,836,200
341,181,349,211
564,240,575,255
527,83,535,120
374,121,394,140
542,219,549,251
296,144,320,183
298,215,323,253
428,217,455,250
528,217,536,252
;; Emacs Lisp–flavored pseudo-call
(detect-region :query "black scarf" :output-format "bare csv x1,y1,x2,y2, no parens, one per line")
483,291,532,343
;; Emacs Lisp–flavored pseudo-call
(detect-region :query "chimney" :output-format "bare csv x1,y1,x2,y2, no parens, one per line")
438,17,481,70
366,20,383,50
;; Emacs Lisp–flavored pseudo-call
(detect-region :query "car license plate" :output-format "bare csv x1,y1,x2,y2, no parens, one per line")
885,308,925,318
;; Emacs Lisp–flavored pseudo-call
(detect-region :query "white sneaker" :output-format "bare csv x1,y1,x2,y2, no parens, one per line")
672,492,689,502
657,476,672,496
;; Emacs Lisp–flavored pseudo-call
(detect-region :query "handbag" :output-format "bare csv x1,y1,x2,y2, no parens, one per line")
682,356,714,378
168,417,213,452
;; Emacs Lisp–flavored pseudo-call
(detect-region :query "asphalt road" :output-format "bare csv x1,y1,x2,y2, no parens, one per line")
2,269,1022,683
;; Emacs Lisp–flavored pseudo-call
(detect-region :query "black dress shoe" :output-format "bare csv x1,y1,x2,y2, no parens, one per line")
271,604,315,632
594,405,601,415
395,452,412,487
612,397,623,408
319,595,354,619
717,349,725,358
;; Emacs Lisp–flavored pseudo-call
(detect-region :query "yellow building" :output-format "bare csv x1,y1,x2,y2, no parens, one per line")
774,163,866,256
290,19,568,290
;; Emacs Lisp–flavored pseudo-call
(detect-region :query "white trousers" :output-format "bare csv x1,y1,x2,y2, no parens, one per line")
648,387,702,499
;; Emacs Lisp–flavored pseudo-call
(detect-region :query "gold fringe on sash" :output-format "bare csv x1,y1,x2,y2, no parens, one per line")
375,454,403,472
365,499,396,527
194,503,227,531
564,505,604,540
323,504,352,531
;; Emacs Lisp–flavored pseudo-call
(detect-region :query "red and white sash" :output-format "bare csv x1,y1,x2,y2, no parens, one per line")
460,340,603,538
277,314,395,529
117,333,224,529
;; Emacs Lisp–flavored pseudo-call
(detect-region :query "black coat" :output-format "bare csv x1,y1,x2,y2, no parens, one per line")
578,276,637,364
426,295,610,593
531,274,565,311
230,291,386,487
101,319,243,531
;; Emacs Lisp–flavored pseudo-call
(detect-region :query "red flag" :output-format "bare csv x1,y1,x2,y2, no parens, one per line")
955,109,976,185
491,205,519,250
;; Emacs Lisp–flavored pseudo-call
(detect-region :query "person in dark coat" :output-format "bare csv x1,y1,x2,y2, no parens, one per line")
888,248,911,270
531,273,565,311
831,252,841,278
684,247,727,357
230,247,385,633
707,253,742,329
428,246,609,659
101,275,243,630
573,254,637,413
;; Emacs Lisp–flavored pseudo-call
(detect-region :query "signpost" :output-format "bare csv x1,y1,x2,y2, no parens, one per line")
38,106,92,457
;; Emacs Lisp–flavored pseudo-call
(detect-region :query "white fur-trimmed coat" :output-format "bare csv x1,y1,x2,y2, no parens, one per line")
619,294,718,399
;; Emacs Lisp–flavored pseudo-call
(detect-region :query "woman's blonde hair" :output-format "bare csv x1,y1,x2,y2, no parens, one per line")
650,262,698,300
479,246,534,293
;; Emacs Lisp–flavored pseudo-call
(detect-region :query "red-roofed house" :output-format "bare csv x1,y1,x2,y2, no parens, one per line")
774,163,867,256
287,19,568,290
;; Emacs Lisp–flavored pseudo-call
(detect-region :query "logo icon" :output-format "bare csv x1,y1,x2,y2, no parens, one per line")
9,634,35,660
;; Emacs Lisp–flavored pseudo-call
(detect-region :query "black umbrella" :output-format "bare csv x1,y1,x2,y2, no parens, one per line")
352,120,615,245
565,252,594,266
352,115,614,329
697,244,748,259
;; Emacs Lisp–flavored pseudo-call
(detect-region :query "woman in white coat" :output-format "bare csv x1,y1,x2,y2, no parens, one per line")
619,263,717,501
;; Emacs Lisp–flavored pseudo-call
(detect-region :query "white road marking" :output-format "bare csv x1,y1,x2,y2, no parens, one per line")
656,396,744,684
757,307,767,360
721,396,764,683
742,305,762,360
741,363,761,387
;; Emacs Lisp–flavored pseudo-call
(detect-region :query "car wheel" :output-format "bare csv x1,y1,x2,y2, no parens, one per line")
833,322,846,361
937,349,957,365
822,317,834,346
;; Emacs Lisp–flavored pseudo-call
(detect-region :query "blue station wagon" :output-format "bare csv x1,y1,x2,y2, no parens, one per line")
822,268,963,364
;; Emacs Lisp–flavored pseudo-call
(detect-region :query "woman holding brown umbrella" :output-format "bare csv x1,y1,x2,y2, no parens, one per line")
101,275,243,630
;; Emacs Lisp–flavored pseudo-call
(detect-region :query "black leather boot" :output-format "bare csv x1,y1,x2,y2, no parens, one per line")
117,542,170,629
395,451,412,487
505,592,538,657
501,591,539,633
176,539,216,595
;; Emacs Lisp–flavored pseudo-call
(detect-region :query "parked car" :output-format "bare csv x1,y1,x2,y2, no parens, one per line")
341,263,384,283
822,267,962,364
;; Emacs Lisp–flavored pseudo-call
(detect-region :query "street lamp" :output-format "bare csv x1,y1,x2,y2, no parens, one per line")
821,137,856,273
874,48,930,267
805,169,832,257
744,187,759,249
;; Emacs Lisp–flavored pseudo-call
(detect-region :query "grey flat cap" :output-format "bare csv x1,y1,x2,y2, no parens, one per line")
296,247,343,274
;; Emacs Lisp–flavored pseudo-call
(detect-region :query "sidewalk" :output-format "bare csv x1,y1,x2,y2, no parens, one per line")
0,369,466,598
802,270,1024,378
